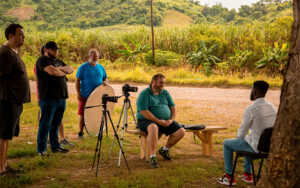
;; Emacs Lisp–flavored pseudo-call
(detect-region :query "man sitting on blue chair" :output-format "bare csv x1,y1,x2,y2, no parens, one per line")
218,80,277,186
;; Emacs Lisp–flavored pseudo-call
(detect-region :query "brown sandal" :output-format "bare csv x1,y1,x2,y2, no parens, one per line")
0,170,8,176
6,165,21,173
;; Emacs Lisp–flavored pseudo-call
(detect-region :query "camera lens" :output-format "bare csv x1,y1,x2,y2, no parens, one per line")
122,84,138,93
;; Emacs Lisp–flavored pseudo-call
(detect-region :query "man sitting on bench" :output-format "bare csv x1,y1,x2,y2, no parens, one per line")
218,80,277,186
136,73,185,168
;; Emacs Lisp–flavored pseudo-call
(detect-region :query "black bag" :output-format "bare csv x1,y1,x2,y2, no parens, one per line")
182,124,206,130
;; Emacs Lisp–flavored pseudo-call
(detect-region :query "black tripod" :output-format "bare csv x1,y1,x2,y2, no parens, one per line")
108,92,147,166
91,94,131,178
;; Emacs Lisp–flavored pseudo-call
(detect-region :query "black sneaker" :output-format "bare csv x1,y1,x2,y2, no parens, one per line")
149,156,159,168
158,147,171,160
52,147,69,153
78,131,84,139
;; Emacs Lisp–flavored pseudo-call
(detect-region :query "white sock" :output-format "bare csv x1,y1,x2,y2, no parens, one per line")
162,145,169,150
150,154,156,158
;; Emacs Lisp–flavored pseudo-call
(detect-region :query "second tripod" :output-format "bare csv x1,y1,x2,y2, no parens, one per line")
109,91,147,166
92,94,131,178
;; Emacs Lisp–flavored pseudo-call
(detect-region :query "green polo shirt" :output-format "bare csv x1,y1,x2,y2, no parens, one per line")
136,86,175,120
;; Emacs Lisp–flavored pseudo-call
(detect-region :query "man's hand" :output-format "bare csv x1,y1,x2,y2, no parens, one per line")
102,79,108,86
166,119,173,125
159,120,171,127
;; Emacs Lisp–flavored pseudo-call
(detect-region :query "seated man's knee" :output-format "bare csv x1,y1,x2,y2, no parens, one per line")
179,128,185,138
147,123,158,134
173,127,185,138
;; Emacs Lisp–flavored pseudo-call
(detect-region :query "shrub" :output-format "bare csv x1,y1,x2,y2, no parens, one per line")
144,50,183,66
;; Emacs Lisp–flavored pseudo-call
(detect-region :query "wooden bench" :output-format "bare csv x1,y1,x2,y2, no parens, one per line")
126,125,227,160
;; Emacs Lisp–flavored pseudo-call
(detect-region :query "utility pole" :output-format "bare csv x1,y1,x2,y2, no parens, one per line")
150,0,155,65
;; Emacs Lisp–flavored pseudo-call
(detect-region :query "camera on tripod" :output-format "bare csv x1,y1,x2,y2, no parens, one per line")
102,94,120,104
122,84,138,94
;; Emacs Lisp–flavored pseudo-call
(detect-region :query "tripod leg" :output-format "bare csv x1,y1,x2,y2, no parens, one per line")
92,113,105,178
108,102,126,160
129,100,147,161
118,102,127,167
107,110,131,174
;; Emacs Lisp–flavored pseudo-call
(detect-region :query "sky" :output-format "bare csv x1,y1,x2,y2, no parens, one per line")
197,0,261,10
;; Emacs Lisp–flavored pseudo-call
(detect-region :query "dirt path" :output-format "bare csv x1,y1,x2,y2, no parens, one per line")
29,81,281,107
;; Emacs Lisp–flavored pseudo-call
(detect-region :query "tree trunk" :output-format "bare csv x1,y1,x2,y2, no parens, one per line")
259,0,300,187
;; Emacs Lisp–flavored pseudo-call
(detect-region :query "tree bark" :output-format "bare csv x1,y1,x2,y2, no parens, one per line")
259,0,300,187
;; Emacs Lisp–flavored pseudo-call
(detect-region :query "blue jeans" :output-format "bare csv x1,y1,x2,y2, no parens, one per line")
37,99,66,153
223,138,255,175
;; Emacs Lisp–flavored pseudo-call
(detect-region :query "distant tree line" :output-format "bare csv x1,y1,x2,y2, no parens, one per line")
0,0,293,30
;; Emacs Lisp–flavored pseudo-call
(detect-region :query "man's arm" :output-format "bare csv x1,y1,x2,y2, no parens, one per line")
140,110,170,127
169,106,176,121
43,65,66,77
57,65,74,74
75,78,82,101
237,109,252,138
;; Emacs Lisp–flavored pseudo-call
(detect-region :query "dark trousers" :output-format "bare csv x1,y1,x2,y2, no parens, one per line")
37,99,66,153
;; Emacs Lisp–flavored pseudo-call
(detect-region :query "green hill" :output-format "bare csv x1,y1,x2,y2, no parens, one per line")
0,0,293,30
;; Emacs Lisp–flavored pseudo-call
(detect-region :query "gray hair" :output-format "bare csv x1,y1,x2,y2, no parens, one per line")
88,49,99,57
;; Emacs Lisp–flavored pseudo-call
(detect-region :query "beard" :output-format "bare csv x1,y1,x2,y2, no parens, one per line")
250,92,255,101
48,53,56,59
89,61,97,65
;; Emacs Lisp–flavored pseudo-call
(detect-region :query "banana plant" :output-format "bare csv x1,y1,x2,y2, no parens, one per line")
255,42,289,74
117,37,150,63
228,49,252,71
186,40,221,75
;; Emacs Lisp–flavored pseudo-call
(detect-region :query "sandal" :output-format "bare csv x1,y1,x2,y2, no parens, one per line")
6,165,21,173
0,170,8,176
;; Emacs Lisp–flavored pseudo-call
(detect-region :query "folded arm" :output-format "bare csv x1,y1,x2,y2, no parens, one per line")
57,65,74,74
43,65,66,77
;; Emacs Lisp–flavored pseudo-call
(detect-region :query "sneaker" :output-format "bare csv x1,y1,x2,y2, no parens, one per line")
241,172,253,183
149,156,159,168
78,131,84,139
52,147,69,153
60,139,74,147
38,151,49,157
218,174,236,186
158,147,171,160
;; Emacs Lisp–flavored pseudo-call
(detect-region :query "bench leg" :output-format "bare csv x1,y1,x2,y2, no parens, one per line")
140,135,149,161
208,132,213,157
200,132,213,157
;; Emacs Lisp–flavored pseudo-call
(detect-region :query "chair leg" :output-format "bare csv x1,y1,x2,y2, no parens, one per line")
257,158,264,182
230,153,239,187
251,160,256,186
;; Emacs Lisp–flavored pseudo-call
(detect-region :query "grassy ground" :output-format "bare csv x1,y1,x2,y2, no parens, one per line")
23,53,283,89
0,92,261,188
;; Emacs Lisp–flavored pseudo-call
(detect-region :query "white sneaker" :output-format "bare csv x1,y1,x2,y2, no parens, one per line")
218,174,236,186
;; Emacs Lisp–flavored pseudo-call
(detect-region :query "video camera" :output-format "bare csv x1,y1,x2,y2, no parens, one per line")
122,84,138,94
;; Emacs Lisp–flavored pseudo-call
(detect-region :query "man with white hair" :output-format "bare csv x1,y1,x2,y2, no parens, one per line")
75,49,108,138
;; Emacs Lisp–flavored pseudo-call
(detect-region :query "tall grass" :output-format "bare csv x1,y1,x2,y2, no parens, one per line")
0,18,292,67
